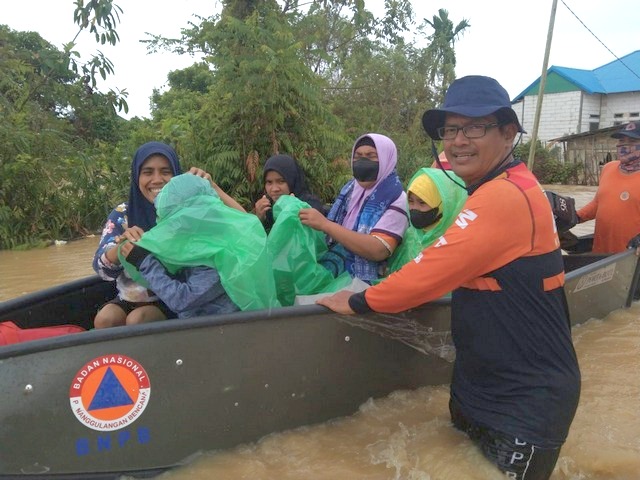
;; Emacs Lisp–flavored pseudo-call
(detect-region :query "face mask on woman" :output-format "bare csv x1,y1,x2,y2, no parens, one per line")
352,157,379,182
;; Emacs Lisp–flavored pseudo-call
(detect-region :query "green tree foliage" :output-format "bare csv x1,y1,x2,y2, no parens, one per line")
154,0,350,205
422,9,470,104
514,140,579,184
1,0,475,248
149,0,445,195
149,63,213,160
0,1,130,249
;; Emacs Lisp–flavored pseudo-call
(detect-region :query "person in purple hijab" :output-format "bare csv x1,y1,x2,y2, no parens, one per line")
299,134,409,282
92,142,245,328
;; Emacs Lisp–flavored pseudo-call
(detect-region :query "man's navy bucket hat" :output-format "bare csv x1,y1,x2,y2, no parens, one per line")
422,75,526,140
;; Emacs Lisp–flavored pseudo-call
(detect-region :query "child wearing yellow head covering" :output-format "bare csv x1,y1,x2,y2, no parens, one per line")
385,167,467,275
407,174,444,230
409,174,442,210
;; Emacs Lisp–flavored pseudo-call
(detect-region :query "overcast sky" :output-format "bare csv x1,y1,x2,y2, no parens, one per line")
3,0,638,119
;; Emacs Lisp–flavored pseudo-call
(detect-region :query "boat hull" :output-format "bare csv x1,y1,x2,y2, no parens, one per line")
0,250,638,478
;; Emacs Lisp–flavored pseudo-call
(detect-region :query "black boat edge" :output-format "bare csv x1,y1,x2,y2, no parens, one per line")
0,248,638,479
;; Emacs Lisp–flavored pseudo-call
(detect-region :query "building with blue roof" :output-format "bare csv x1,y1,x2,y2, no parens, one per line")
512,50,640,144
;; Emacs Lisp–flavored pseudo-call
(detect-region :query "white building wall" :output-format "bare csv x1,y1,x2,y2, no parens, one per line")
514,91,640,144
514,91,583,144
580,94,602,132
600,92,640,125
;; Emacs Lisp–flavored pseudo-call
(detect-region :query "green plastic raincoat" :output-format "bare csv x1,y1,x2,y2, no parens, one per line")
119,174,280,311
267,195,352,306
386,167,468,274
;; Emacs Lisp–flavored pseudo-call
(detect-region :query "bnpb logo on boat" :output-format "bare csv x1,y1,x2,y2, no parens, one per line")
69,354,150,432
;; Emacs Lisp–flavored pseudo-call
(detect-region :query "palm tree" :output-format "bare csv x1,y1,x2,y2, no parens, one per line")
423,9,470,103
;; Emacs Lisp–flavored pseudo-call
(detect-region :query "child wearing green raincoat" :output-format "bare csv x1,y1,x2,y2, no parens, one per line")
120,174,280,317
385,167,468,275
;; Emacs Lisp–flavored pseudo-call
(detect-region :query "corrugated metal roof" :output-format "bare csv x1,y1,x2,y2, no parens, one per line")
548,124,620,143
513,50,640,101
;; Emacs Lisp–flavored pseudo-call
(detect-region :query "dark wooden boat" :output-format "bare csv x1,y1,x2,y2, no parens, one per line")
1,248,638,479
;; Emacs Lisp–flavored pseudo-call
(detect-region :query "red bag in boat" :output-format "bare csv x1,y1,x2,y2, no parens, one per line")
0,321,85,346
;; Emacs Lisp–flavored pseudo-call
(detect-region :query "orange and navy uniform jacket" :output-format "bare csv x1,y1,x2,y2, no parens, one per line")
577,161,640,253
349,161,581,448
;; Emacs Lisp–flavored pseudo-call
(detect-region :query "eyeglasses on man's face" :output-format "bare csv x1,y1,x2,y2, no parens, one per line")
437,123,499,140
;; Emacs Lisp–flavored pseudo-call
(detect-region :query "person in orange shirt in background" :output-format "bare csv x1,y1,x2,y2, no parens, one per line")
317,76,580,480
576,122,640,253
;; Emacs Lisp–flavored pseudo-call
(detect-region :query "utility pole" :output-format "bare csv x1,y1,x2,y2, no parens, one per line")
527,0,558,170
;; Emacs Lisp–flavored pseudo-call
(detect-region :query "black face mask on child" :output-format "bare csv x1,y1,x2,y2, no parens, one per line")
409,207,442,229
352,157,379,182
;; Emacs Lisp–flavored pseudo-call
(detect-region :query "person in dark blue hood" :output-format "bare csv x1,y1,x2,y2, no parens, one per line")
92,141,183,328
254,154,325,232
93,140,249,329
127,141,182,232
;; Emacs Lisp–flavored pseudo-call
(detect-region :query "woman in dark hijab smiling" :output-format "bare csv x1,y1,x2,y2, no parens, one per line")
92,142,181,328
254,154,324,232
92,141,244,329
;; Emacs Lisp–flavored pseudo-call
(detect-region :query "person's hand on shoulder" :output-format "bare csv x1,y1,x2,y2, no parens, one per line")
190,169,247,213
119,225,145,243
188,167,212,182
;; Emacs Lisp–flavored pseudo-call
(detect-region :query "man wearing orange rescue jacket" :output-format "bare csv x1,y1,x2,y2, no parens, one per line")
318,76,581,480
